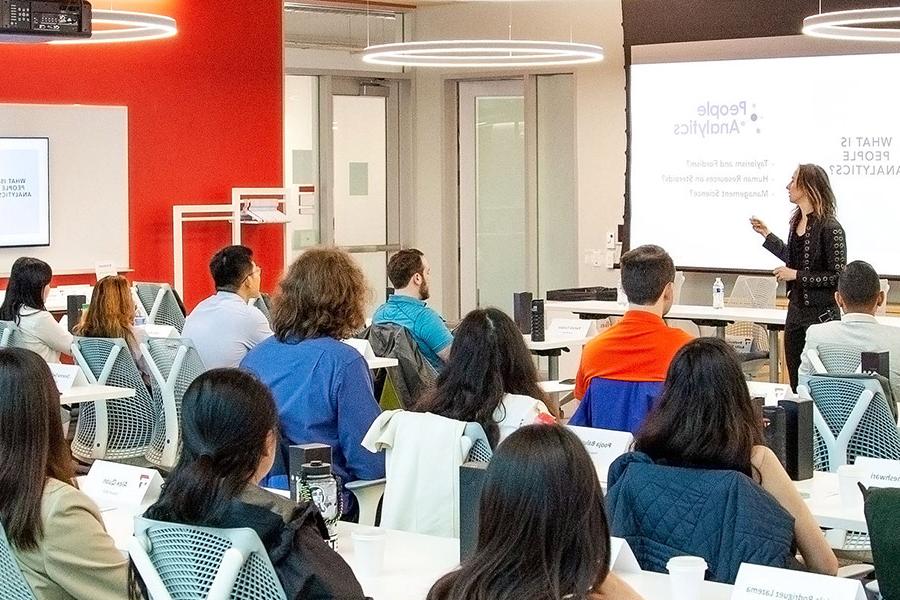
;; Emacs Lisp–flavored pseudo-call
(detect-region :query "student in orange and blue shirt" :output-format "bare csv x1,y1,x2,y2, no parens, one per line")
572,245,692,432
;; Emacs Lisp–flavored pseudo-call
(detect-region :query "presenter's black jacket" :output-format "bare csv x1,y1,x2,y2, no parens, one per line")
761,214,846,311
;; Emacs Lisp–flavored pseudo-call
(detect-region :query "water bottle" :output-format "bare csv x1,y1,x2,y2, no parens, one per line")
297,460,342,549
712,277,725,309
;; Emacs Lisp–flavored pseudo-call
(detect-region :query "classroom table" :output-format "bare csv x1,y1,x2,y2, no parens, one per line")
524,334,592,380
795,471,868,533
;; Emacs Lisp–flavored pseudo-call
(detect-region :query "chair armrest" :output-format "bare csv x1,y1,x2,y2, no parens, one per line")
346,479,386,527
836,563,875,579
345,478,387,491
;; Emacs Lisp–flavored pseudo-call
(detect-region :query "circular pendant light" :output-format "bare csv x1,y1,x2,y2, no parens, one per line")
803,7,900,42
362,40,604,68
49,10,177,45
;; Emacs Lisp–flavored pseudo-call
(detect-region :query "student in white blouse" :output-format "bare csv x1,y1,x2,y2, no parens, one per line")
415,307,556,448
0,257,73,363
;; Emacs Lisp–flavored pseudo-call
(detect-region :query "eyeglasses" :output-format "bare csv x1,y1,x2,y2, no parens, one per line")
243,265,261,283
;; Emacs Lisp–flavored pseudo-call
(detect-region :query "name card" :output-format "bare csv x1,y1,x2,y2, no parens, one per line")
81,460,162,511
138,324,180,339
566,425,633,483
95,261,117,281
547,318,591,340
343,338,376,359
49,363,88,393
855,457,900,488
609,537,642,573
732,563,865,600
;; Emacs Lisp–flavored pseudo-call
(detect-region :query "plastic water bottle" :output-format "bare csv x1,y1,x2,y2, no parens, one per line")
298,461,342,549
712,277,725,309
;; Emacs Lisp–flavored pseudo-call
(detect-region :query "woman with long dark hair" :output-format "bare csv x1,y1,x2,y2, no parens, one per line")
0,257,73,362
750,164,846,389
75,275,151,382
0,347,128,599
415,307,555,448
634,338,837,575
428,424,641,600
138,368,365,600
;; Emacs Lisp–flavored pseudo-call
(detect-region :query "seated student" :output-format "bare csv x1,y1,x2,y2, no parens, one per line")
800,260,900,397
241,247,385,514
181,245,272,369
622,338,838,576
0,347,128,599
372,249,453,370
415,307,555,447
572,244,692,432
427,424,642,600
74,275,152,383
136,369,366,600
0,257,73,363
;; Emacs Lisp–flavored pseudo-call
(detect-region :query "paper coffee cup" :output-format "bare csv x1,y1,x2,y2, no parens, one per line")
667,556,707,600
351,530,387,578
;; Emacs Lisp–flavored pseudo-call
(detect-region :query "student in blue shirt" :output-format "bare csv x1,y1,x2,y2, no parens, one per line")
241,248,385,518
372,249,453,370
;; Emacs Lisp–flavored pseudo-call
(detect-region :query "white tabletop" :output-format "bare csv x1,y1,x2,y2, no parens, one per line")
795,471,867,533
546,300,900,329
61,384,136,405
524,334,592,352
539,380,576,394
620,570,733,600
367,357,400,370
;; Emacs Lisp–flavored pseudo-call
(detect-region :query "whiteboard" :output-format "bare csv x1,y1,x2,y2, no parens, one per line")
0,103,128,276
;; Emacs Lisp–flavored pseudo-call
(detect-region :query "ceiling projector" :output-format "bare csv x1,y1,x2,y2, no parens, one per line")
1,1,91,43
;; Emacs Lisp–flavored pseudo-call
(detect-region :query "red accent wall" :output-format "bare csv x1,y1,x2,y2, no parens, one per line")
0,2,284,308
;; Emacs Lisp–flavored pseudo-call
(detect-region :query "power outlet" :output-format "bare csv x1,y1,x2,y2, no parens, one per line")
591,250,603,268
606,250,615,269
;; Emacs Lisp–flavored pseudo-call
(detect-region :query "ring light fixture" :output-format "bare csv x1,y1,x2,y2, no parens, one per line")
361,40,604,68
803,7,900,42
49,9,177,44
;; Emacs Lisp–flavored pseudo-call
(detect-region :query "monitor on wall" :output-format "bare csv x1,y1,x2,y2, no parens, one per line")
0,137,50,248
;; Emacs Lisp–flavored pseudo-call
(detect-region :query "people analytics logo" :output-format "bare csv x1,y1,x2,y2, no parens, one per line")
672,100,762,138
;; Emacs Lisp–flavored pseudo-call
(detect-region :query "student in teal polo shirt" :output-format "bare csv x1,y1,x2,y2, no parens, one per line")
372,249,453,370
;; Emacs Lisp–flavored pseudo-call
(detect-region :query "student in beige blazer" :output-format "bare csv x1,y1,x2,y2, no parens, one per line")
0,347,128,600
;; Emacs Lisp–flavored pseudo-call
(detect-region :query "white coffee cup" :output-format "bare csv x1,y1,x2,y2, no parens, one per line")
667,555,707,600
351,530,387,578
838,464,866,508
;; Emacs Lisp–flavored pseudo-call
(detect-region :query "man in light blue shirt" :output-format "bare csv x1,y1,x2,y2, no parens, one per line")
372,249,453,370
182,245,272,369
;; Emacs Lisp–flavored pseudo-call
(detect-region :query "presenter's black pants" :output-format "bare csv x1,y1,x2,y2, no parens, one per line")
784,303,839,390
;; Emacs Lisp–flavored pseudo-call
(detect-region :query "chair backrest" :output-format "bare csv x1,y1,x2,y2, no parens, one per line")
727,276,778,309
0,522,38,600
0,320,23,349
805,375,900,472
141,338,206,468
70,337,157,461
877,279,890,316
130,517,287,600
864,487,900,600
357,323,438,409
606,452,795,584
813,343,863,375
568,377,664,434
135,283,186,333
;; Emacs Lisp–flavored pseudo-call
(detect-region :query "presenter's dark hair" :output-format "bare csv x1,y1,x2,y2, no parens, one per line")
387,248,425,289
0,257,52,322
838,260,881,310
209,245,255,290
427,425,610,600
635,337,763,478
272,247,368,341
791,164,837,228
143,369,277,526
416,308,553,447
0,348,75,551
620,244,675,305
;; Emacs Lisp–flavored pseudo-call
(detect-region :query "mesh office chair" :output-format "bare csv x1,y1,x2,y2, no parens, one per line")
130,517,287,600
807,343,863,375
0,320,23,348
71,337,157,461
140,338,206,468
724,276,778,375
135,283,186,333
251,295,272,324
0,523,37,600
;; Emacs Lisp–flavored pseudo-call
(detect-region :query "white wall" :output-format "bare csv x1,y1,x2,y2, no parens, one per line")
409,0,627,317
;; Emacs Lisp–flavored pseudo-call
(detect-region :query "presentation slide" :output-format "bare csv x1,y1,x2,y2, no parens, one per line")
629,52,900,275
0,137,50,248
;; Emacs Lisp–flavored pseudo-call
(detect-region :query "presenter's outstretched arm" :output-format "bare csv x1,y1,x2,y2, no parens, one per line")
749,216,769,237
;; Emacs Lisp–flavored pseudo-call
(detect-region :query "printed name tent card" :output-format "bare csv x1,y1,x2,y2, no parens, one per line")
566,425,633,483
732,563,865,600
81,460,162,511
547,318,591,340
343,338,376,359
48,363,88,393
95,261,117,281
855,457,900,488
609,537,642,573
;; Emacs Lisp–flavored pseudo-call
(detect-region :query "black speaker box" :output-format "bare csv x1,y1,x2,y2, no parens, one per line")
530,299,545,342
779,397,814,481
762,405,787,468
862,351,890,380
513,292,533,335
66,294,86,333
459,461,489,561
